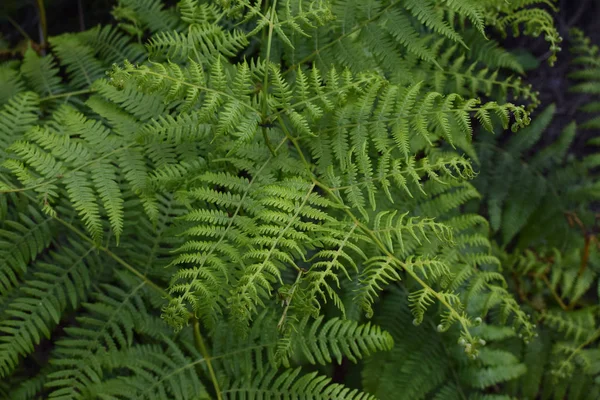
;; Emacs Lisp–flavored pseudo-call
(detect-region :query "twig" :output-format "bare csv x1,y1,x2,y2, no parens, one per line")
77,0,85,31
35,0,47,54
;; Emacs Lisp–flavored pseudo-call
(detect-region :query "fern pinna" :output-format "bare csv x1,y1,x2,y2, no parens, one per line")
0,0,596,399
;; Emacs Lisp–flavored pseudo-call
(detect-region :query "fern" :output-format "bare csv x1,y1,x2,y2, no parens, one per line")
2,0,594,399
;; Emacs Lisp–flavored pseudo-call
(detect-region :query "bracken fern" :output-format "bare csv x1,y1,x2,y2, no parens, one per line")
0,0,597,399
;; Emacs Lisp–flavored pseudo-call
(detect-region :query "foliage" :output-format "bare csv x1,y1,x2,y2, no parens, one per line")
0,0,597,399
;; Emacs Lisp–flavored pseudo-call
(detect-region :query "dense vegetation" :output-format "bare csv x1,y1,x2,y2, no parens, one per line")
0,0,598,399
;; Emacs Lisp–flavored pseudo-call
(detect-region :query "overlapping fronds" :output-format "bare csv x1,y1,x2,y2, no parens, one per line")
4,105,126,242
362,288,527,399
0,238,100,378
0,0,582,399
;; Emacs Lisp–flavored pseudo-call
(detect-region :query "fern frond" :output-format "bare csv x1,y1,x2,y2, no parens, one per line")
224,367,376,400
0,206,54,295
45,276,171,399
49,34,107,90
80,25,146,66
0,238,99,378
20,48,64,97
113,0,183,34
0,65,25,106
296,316,393,365
146,23,248,62
5,105,126,242
0,91,39,161
569,28,600,129
85,339,207,400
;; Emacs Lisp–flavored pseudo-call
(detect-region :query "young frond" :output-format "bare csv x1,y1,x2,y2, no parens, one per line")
482,0,561,65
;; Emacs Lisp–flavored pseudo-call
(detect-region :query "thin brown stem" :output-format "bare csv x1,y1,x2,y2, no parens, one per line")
539,274,569,311
35,0,48,52
77,0,85,31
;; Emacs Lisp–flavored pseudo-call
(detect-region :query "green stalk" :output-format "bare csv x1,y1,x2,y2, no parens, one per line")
194,318,223,400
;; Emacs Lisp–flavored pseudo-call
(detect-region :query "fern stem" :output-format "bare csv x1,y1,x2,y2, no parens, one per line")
277,269,304,330
39,207,171,299
193,318,223,400
39,89,95,102
261,0,277,129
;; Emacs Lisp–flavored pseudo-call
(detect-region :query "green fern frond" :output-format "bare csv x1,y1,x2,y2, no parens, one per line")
569,28,600,129
20,48,64,97
113,0,183,35
5,105,126,242
146,23,248,62
85,339,207,400
0,206,54,295
0,65,25,106
49,34,107,90
0,91,39,160
80,25,146,66
296,316,393,365
225,367,377,400
0,238,99,378
45,276,171,399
